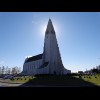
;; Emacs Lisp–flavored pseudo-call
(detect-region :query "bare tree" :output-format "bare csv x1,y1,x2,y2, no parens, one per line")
0,66,21,75
11,67,17,75
0,67,2,74
17,67,21,74
2,66,5,74
5,67,11,74
7,68,11,74
5,66,8,74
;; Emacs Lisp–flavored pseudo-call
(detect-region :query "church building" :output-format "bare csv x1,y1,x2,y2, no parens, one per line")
22,19,71,75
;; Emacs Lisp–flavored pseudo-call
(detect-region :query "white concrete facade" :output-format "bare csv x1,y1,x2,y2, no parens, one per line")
23,59,43,75
22,19,71,75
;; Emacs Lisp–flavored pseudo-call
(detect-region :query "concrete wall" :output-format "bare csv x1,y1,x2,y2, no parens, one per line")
63,68,71,74
43,29,65,75
23,59,43,75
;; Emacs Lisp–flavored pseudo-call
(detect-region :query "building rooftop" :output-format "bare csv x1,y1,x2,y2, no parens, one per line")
25,53,43,63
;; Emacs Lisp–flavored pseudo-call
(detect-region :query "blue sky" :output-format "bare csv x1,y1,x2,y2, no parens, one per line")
0,12,100,72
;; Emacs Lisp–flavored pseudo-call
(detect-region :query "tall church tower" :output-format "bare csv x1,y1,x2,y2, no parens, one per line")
42,19,64,75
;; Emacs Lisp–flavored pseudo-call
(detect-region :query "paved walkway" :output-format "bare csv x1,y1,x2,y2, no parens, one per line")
0,78,23,87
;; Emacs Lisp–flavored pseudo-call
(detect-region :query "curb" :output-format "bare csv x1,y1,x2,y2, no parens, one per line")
0,80,24,84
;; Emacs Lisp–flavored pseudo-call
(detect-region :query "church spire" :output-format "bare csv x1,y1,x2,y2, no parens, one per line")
45,19,55,34
43,18,64,75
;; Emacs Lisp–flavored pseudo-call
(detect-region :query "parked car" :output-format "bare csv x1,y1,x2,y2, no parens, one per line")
0,75,4,78
3,75,14,79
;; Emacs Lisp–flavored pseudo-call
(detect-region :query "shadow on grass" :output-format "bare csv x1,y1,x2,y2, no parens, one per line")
19,75,98,87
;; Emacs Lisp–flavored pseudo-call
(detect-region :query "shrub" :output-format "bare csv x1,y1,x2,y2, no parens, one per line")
95,77,97,78
24,78,26,80
72,77,75,79
32,76,34,78
79,76,82,78
10,78,13,80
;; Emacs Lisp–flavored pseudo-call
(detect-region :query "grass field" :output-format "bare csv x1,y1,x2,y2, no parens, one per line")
10,76,36,82
9,74,100,86
75,75,100,85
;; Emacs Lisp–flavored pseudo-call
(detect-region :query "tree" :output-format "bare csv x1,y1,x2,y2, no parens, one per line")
6,67,11,74
0,67,1,74
11,66,21,75
1,66,5,74
91,68,98,74
17,67,21,74
5,66,9,74
11,67,17,75
99,69,100,73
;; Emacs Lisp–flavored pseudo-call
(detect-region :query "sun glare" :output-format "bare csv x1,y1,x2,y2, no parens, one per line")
41,24,47,36
39,18,60,38
41,22,58,36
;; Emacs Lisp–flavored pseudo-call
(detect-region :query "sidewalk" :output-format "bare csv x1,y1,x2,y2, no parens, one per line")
0,78,24,84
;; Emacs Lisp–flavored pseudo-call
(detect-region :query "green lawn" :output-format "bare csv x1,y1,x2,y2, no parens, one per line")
75,75,100,85
10,76,36,82
10,75,100,86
